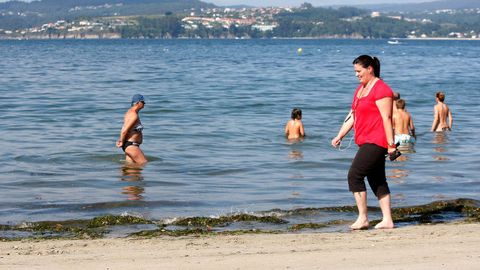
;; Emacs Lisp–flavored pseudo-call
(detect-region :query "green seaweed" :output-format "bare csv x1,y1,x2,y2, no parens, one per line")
172,214,288,227
289,223,328,231
392,198,480,222
1,199,479,241
88,215,152,228
0,215,152,240
130,228,209,237
288,220,350,231
129,227,279,238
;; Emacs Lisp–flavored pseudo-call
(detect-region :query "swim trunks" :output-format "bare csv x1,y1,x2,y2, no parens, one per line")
394,134,415,146
122,141,140,152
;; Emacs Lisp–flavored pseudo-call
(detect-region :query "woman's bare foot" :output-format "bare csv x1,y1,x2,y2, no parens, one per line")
350,218,369,230
374,220,394,229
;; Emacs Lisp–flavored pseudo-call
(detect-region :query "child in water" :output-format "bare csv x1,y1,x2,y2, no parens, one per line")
285,108,305,140
393,99,416,146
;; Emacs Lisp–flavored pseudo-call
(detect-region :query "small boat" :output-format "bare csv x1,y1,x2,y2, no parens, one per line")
388,39,401,45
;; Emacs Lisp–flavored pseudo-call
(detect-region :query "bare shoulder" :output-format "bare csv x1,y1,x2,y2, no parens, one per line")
125,109,139,120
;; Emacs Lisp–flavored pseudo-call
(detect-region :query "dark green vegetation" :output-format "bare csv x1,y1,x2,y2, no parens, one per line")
118,6,480,39
172,214,287,227
391,198,480,224
120,15,183,39
1,0,480,39
1,199,479,241
271,7,420,39
0,0,214,29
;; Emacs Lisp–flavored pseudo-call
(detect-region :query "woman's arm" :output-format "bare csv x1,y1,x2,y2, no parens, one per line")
331,110,354,147
409,113,416,138
448,108,453,129
117,111,138,147
376,97,395,153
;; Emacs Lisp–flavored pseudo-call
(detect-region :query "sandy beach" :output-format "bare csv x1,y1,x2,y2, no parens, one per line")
1,222,479,269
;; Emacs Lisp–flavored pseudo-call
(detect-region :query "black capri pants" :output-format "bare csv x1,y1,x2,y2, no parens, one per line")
348,143,390,197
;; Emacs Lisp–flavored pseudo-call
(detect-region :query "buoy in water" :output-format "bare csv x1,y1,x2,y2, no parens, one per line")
297,48,303,54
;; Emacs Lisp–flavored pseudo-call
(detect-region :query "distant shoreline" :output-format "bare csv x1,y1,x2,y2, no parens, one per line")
1,36,479,41
403,37,480,41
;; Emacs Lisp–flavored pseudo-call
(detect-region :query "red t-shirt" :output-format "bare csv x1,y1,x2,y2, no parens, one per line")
351,79,393,148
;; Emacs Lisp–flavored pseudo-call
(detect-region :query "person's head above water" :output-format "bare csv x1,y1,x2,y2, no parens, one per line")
436,91,445,102
131,94,145,107
352,55,381,78
291,108,302,120
396,99,406,109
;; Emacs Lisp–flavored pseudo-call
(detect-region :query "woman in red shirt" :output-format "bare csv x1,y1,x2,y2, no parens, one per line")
331,55,396,230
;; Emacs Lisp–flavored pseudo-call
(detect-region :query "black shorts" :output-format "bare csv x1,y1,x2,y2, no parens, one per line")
348,143,390,197
122,141,140,152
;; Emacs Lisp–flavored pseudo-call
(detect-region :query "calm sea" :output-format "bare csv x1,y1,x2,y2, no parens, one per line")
1,39,479,229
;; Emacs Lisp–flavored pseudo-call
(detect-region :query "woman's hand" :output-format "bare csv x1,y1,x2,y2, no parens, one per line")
331,136,342,148
116,140,123,148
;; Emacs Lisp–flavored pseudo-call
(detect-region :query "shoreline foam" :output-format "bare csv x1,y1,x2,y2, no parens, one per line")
1,198,478,240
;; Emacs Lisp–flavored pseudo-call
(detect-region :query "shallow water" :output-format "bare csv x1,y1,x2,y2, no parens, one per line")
0,39,479,228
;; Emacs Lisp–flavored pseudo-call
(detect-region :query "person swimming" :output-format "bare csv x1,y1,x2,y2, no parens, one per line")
285,108,305,140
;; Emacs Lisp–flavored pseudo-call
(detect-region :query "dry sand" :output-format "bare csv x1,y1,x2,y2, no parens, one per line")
1,223,479,270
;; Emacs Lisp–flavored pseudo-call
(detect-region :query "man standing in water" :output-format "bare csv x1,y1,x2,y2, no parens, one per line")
431,91,453,132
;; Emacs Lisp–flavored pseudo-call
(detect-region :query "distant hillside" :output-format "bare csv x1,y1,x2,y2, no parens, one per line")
358,0,480,13
0,0,215,29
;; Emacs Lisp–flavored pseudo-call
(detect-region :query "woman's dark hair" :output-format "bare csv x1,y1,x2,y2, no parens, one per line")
353,55,381,78
291,108,302,119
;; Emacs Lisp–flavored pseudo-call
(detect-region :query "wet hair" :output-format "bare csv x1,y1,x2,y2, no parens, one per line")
436,91,445,102
352,55,381,78
291,108,302,120
396,99,406,109
393,91,401,100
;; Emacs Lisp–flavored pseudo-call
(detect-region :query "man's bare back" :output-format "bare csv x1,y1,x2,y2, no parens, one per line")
393,109,414,135
285,119,305,139
431,92,453,132
393,99,415,136
285,108,305,140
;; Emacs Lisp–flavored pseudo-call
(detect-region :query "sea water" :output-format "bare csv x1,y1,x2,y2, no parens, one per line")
0,39,479,230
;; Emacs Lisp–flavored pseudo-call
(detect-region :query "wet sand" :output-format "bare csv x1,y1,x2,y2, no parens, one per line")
1,223,479,270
